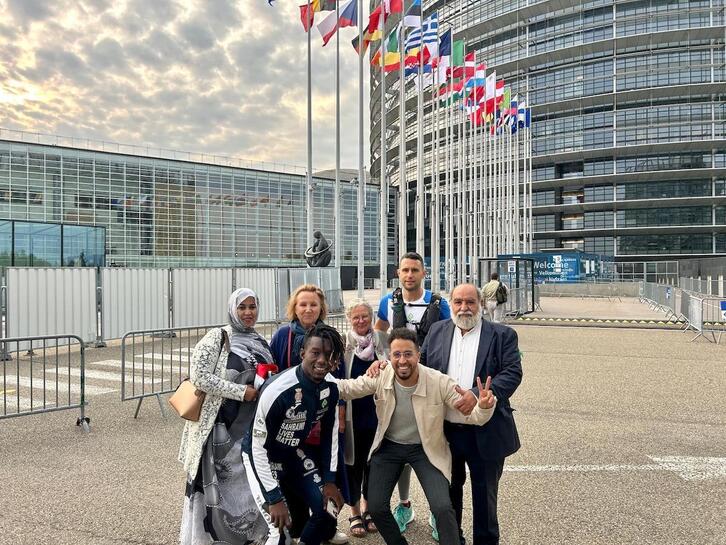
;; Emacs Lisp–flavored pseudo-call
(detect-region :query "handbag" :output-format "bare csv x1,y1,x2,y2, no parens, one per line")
169,328,228,421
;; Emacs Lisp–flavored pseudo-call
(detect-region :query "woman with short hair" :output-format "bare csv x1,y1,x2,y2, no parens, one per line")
343,299,388,537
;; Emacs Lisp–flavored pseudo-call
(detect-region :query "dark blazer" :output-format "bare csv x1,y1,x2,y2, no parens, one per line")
420,318,522,460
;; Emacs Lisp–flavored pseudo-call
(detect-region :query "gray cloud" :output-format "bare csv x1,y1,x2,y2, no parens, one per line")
5,0,55,25
0,0,371,170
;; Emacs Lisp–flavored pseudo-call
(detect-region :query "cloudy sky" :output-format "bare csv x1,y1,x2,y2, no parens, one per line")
0,0,370,171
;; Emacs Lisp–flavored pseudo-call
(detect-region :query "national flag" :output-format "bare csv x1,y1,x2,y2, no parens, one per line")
317,0,357,46
495,79,505,105
403,0,421,28
371,26,402,72
299,0,338,31
449,51,474,78
351,35,369,54
464,65,487,89
366,4,384,42
384,0,403,15
433,28,452,81
404,11,437,52
484,71,496,115
517,99,528,127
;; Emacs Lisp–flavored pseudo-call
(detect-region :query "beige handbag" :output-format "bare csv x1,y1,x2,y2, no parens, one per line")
169,329,228,421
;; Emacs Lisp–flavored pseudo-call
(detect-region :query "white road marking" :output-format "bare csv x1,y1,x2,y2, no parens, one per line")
1,395,56,412
2,375,116,396
505,457,726,481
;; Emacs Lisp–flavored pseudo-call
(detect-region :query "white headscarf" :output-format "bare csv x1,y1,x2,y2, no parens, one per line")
227,288,274,365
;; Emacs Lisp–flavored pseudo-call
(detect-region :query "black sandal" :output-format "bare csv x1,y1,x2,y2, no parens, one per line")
349,515,366,538
363,512,378,533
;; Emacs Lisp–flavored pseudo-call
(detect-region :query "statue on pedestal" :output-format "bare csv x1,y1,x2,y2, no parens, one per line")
304,230,333,267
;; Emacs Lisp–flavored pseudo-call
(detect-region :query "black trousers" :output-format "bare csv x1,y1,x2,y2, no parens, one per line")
345,427,376,506
445,422,505,545
367,439,459,545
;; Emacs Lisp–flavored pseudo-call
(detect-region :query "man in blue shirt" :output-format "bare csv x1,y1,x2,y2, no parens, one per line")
374,251,451,532
243,324,346,545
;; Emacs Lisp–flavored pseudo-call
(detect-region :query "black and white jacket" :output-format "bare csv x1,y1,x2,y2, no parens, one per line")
242,365,340,504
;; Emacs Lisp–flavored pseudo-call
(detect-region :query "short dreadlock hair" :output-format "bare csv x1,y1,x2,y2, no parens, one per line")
303,323,345,367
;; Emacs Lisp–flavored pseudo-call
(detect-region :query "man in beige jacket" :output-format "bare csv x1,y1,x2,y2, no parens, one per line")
335,327,496,545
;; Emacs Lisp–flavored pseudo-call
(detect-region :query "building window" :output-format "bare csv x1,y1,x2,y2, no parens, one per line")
616,207,712,227
584,236,614,255
533,215,555,232
584,211,614,229
617,234,713,255
584,186,613,202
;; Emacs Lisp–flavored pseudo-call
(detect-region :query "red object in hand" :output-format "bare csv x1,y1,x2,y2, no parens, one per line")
256,363,279,379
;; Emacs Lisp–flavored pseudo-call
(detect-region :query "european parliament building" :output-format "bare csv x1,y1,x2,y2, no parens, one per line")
0,131,383,271
373,0,726,261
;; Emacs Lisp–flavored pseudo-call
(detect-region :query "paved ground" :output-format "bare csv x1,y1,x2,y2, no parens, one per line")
1,323,724,545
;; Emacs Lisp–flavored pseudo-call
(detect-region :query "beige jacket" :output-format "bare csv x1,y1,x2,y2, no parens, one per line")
336,364,495,482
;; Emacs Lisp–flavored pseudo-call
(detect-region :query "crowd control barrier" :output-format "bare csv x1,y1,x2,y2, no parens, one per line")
1,266,344,354
639,282,724,344
0,334,90,431
120,315,351,417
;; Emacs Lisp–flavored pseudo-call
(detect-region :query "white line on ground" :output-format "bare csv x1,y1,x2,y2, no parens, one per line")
2,375,116,396
505,457,726,481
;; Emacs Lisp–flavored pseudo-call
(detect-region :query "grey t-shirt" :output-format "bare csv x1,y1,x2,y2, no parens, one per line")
384,381,421,445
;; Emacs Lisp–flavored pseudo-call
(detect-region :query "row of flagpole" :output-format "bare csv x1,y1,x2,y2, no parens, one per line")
287,0,533,296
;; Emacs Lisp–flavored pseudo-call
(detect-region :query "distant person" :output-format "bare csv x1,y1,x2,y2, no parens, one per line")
374,252,451,532
178,288,274,544
481,272,508,323
336,327,496,545
342,299,389,537
421,283,523,545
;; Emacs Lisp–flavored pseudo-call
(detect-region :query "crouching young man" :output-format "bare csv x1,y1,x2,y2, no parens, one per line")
243,324,346,545
335,327,497,545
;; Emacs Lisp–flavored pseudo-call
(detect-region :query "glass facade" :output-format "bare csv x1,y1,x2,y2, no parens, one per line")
374,0,726,260
0,219,104,267
0,140,384,268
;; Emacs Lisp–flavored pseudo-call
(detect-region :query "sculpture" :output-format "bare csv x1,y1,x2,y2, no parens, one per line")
305,230,333,267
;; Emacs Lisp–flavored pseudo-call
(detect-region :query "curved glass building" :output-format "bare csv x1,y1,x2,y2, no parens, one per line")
371,0,726,263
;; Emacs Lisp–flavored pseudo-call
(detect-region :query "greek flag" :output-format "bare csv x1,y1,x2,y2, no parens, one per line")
404,12,438,55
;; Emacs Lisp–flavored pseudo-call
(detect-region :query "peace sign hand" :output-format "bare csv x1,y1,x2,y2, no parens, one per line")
477,376,496,409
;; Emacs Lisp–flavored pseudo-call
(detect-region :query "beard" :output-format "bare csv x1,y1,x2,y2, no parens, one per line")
452,309,482,330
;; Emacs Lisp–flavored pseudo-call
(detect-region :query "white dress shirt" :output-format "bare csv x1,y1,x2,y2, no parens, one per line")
445,320,482,424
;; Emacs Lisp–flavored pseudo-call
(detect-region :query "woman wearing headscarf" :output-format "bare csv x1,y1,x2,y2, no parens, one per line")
342,299,388,538
178,288,277,545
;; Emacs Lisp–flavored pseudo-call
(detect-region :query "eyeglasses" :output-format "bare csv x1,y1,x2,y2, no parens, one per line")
391,351,416,360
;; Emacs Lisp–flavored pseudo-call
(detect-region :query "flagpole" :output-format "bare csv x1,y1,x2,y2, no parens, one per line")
357,0,365,297
335,0,341,269
431,23,440,292
457,73,464,285
379,0,388,298
306,8,314,254
398,21,407,256
415,24,425,260
471,69,479,285
446,42,453,292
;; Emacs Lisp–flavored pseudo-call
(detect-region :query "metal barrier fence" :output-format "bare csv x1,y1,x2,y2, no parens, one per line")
120,315,352,417
0,334,90,431
679,276,725,298
1,266,344,354
639,282,724,344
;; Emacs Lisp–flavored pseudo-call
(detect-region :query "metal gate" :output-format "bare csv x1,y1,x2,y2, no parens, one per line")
478,258,535,316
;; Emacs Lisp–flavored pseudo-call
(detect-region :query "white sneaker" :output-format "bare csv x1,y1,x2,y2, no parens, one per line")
326,530,350,544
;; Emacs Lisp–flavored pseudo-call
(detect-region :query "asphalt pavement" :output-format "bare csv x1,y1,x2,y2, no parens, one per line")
0,323,724,545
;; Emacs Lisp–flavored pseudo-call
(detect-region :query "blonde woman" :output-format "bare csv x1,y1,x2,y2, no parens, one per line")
270,284,328,371
343,300,388,537
269,284,349,544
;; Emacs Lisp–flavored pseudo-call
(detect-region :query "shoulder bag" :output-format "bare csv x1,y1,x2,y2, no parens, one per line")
169,328,228,421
